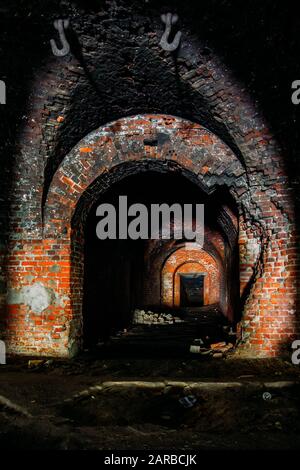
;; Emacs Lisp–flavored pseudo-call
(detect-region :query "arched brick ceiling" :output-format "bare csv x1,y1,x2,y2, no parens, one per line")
43,115,245,238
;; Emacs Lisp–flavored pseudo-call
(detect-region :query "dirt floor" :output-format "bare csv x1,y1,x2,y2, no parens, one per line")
1,351,300,451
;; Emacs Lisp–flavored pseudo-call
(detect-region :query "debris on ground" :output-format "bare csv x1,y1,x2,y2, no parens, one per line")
212,352,223,359
28,360,45,369
189,339,234,357
133,309,184,325
28,359,54,370
194,338,204,345
211,342,227,350
189,345,202,353
178,395,197,409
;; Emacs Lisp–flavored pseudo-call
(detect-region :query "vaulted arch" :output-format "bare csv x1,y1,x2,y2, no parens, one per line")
4,114,298,357
161,245,222,311
43,114,245,238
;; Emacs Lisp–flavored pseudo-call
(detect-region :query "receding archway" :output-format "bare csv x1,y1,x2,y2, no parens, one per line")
81,167,238,346
42,114,245,354
30,113,296,357
161,247,221,310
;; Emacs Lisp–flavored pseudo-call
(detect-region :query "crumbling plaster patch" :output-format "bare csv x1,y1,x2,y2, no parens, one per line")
7,282,69,314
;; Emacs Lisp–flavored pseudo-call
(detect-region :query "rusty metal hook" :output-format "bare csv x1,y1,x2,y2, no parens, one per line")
50,19,70,57
160,13,182,52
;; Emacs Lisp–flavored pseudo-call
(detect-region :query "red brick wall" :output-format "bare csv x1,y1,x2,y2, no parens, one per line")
2,113,298,357
0,3,299,359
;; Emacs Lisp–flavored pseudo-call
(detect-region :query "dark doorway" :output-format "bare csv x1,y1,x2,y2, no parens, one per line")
180,273,205,307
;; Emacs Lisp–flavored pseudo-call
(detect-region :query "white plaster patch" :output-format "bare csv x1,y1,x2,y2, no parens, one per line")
22,283,51,314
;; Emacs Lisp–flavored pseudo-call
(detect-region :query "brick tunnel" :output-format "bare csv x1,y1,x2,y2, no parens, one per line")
1,113,297,358
0,1,299,359
82,165,239,347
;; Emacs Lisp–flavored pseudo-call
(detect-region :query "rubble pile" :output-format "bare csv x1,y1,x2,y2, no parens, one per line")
132,309,185,325
189,340,234,358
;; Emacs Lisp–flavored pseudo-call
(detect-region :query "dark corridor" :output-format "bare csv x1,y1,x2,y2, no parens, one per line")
180,274,204,307
81,168,239,348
